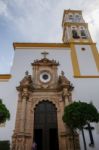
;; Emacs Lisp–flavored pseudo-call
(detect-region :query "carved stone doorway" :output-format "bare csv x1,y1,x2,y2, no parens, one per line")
34,101,59,150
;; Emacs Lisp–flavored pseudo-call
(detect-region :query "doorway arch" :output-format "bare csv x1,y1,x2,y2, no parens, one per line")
34,101,59,150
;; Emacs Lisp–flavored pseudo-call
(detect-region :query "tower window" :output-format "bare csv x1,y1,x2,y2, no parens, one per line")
69,15,73,21
75,15,81,22
72,29,80,39
80,29,87,39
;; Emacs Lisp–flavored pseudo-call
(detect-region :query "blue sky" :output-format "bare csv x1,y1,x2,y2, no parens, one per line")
0,0,99,73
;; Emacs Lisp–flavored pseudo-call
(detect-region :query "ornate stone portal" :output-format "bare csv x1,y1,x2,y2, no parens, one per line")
12,52,80,150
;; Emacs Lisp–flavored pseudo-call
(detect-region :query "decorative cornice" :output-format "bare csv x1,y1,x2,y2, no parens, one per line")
13,43,69,50
63,22,88,27
0,74,11,81
64,10,82,14
31,58,59,66
68,40,93,44
69,42,96,45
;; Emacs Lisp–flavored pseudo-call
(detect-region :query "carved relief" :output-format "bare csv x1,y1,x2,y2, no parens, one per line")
58,71,74,104
16,71,33,92
58,71,70,87
21,88,29,99
29,94,60,111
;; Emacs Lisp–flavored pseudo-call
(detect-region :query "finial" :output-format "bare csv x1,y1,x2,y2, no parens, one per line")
41,51,49,58
25,71,29,76
61,71,64,76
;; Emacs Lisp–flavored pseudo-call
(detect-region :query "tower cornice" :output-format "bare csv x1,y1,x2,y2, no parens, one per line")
64,9,82,14
63,22,88,27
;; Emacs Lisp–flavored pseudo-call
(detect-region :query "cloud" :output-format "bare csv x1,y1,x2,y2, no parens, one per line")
0,1,7,16
83,9,99,49
0,0,99,73
0,0,99,43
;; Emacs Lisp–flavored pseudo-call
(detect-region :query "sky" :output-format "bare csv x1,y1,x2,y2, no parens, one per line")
0,0,99,74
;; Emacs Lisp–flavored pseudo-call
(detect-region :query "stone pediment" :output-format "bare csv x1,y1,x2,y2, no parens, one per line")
31,58,59,66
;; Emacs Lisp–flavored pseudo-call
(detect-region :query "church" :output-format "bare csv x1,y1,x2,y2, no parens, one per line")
0,9,99,150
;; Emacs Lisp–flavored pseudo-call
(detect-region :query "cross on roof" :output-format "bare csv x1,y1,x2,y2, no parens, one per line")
41,51,49,58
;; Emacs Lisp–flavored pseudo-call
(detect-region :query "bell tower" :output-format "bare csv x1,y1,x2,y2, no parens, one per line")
62,9,92,43
62,9,99,77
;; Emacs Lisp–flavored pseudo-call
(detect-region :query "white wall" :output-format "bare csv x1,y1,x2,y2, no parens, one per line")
75,45,99,75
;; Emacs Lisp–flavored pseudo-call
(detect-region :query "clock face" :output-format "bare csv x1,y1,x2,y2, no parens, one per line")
40,71,51,83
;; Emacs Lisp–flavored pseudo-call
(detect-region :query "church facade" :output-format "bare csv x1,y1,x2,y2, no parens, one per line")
0,10,99,150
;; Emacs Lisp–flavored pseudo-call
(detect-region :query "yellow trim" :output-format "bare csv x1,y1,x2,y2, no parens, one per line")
13,42,97,49
70,44,81,76
64,39,93,44
64,10,82,14
74,75,99,78
13,43,69,50
69,42,96,45
91,43,99,72
63,22,88,27
0,74,11,81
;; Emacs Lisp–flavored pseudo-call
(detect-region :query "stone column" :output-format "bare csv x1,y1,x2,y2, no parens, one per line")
62,87,70,106
57,99,67,150
20,87,29,133
14,93,22,133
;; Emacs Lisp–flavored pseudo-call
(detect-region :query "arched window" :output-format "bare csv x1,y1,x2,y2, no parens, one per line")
80,27,87,39
69,14,73,22
75,14,81,22
72,27,80,39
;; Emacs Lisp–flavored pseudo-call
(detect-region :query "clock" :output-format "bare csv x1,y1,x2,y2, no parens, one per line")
40,71,51,83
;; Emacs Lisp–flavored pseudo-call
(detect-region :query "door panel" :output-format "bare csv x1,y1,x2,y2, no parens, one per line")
34,101,59,150
34,129,43,150
49,128,59,150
